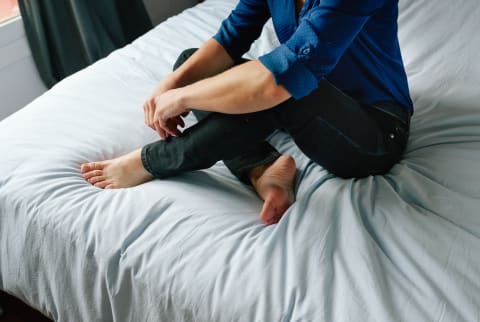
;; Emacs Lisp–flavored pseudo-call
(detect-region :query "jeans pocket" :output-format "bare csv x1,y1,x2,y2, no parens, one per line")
367,104,408,147
383,120,410,159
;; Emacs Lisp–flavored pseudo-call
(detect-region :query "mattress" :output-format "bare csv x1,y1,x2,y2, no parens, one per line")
1,0,480,321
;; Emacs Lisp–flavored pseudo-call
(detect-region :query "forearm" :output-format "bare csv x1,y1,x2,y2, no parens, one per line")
164,38,235,89
178,60,291,114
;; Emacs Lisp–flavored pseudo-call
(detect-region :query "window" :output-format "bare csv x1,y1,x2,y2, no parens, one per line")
0,0,20,24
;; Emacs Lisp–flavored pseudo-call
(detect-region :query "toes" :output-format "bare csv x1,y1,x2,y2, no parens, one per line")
88,176,104,184
259,188,291,225
264,214,281,226
80,163,90,173
259,200,279,225
105,184,115,189
94,181,110,189
83,170,103,180
80,162,104,173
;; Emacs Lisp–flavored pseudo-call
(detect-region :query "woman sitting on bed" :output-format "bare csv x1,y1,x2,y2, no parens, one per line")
81,0,413,225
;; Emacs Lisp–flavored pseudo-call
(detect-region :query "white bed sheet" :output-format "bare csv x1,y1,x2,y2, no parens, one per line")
1,0,480,321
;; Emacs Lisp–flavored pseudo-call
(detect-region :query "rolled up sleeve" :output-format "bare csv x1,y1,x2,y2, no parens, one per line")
213,0,271,62
259,0,384,99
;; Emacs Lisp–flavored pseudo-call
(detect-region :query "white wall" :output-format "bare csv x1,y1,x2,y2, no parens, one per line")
143,0,198,25
0,17,46,121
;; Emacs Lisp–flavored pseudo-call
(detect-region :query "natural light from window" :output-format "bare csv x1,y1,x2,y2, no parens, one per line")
0,0,20,23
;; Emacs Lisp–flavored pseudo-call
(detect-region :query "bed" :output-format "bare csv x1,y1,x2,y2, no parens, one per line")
1,0,480,321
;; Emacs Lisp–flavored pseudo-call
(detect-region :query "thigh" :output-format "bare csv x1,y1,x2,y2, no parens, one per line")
273,80,404,178
274,80,381,151
175,48,250,123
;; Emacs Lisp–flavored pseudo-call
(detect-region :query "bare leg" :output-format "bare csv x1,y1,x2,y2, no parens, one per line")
80,149,153,189
249,155,296,225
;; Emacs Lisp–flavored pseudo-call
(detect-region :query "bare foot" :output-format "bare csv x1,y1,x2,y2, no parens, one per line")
80,148,154,189
250,155,296,225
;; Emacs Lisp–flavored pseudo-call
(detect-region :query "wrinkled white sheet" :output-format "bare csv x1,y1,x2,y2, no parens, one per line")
1,0,480,321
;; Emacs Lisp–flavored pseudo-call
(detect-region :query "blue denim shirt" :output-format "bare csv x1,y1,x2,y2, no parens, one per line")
213,0,413,113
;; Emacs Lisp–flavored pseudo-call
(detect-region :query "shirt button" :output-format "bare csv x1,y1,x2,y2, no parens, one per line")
301,47,311,56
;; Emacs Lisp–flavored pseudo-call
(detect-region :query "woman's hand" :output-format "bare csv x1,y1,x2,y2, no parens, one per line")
143,78,188,139
143,39,237,138
143,81,171,131
151,89,190,139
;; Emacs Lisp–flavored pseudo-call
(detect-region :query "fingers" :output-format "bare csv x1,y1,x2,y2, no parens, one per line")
156,120,179,138
164,117,183,137
147,99,155,129
153,120,168,139
153,117,182,139
143,100,152,128
167,120,182,137
147,92,189,138
143,102,148,126
174,116,185,128
143,98,157,130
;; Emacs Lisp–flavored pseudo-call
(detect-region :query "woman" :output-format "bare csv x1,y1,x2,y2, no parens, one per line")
81,0,413,225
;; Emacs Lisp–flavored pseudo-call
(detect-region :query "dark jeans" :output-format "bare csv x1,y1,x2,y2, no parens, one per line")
141,48,411,184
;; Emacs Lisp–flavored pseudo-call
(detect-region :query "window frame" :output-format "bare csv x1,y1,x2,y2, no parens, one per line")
0,0,20,25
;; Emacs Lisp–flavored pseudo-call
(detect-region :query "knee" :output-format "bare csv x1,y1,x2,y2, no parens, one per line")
173,48,198,71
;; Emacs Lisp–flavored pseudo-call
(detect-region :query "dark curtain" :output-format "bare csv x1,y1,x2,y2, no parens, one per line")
18,0,153,88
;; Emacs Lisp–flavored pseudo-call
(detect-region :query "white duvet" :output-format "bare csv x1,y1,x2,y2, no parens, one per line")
1,0,480,321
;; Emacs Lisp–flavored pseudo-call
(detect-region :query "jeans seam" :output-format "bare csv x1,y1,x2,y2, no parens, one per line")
369,102,411,126
141,147,156,177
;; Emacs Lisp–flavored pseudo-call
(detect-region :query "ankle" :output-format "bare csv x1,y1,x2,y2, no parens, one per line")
248,163,272,186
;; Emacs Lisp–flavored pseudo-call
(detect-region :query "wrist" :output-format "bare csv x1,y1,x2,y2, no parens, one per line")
171,87,189,114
